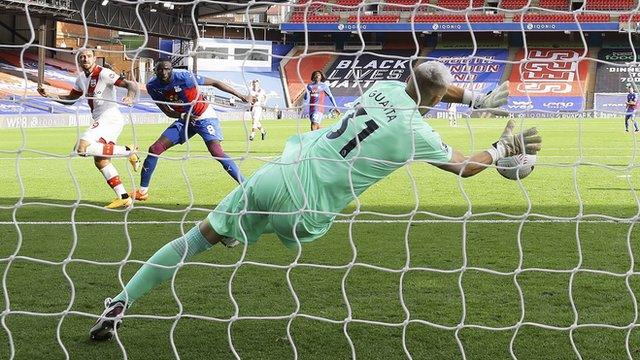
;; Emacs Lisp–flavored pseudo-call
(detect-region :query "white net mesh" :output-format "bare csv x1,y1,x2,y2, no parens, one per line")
2,0,640,359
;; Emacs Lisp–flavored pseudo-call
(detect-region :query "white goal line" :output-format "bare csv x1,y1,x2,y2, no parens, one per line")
0,219,636,225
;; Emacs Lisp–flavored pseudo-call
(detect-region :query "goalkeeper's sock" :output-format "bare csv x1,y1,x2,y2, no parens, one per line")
111,226,213,307
100,163,127,197
85,143,131,157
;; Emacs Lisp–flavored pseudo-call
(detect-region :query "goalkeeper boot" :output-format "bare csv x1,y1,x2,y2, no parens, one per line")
129,189,149,201
105,196,133,209
89,298,125,341
128,145,140,172
220,237,240,248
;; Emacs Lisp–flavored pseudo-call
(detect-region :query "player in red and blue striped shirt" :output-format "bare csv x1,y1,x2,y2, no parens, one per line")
132,61,254,201
304,70,340,131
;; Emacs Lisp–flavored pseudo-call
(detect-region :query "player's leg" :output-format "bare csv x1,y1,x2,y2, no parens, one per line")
249,108,258,141
206,140,244,183
195,118,245,183
89,220,228,341
77,117,139,171
254,106,266,140
633,114,639,132
96,156,133,209
134,122,184,199
90,174,274,341
626,114,630,132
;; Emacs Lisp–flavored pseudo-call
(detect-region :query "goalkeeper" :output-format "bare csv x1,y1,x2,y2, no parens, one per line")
90,62,540,340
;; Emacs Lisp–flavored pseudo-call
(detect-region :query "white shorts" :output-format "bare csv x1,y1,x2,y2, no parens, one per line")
251,106,263,129
81,109,125,144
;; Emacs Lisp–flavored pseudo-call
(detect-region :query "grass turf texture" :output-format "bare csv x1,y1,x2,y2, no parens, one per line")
1,117,640,359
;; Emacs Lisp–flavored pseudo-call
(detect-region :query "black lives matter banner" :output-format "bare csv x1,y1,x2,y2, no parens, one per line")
596,49,640,93
325,51,414,107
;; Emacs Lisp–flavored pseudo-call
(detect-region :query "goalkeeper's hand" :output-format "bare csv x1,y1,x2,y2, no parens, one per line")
464,81,510,116
487,120,542,162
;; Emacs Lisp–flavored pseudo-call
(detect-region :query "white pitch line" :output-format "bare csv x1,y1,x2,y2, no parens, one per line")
0,219,636,225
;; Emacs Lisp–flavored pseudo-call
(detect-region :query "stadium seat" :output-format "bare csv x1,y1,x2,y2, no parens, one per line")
500,0,528,9
538,0,570,10
620,13,640,22
347,14,400,22
585,0,636,10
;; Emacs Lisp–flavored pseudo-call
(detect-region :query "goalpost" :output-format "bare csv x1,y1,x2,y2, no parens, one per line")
2,0,640,359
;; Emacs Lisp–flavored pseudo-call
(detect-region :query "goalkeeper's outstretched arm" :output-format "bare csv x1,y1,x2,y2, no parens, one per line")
432,120,542,177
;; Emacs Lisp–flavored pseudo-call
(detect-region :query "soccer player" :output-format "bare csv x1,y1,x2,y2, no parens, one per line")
89,62,539,340
304,70,340,131
625,84,639,132
37,49,140,209
447,102,458,127
130,61,254,201
248,79,267,141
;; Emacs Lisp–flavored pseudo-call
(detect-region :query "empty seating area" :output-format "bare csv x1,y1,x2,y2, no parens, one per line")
347,14,401,22
436,0,485,9
585,0,635,10
620,14,640,22
382,0,431,11
414,13,504,21
289,13,341,22
512,13,610,22
538,0,570,9
500,0,527,9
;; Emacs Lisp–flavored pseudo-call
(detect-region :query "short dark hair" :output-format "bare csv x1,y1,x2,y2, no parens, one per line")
311,70,325,82
155,60,173,71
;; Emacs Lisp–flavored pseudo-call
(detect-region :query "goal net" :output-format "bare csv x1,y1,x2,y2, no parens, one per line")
1,0,639,359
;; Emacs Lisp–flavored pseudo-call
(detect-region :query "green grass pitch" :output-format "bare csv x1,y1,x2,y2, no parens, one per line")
2,117,640,359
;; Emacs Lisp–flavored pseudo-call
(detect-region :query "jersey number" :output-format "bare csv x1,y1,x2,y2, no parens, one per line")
206,125,216,135
326,105,380,158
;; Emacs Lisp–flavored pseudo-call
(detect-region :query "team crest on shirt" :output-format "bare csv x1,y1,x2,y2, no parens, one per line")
90,79,97,87
174,86,182,92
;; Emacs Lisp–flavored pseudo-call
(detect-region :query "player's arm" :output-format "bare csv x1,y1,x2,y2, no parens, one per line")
432,120,542,177
148,88,182,119
115,78,139,106
200,77,253,104
442,81,509,113
323,84,340,114
37,87,82,105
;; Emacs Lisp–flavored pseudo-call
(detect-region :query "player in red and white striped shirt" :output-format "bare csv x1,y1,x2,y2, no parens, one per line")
38,49,140,209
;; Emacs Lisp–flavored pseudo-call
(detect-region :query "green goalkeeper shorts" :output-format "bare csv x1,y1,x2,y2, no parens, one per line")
207,162,332,247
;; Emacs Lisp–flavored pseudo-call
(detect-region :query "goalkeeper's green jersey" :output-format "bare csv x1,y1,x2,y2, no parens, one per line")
279,81,453,228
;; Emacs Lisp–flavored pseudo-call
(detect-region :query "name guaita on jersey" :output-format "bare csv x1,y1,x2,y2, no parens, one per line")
368,89,397,122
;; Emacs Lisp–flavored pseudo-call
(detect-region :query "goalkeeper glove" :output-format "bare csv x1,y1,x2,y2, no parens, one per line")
486,120,542,163
463,81,510,115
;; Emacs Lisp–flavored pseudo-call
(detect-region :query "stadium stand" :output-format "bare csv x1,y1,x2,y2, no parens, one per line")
346,14,401,22
414,13,505,22
500,0,528,9
619,14,640,22
512,13,611,22
538,0,571,10
585,0,636,10
382,0,430,11
436,0,485,9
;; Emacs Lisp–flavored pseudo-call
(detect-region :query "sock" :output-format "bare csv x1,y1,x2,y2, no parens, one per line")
100,163,127,197
207,141,244,183
250,130,256,138
140,141,169,188
140,186,149,194
140,155,158,188
85,143,130,157
112,226,213,307
218,156,245,183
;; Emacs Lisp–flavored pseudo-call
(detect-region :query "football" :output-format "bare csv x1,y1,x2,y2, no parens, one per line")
496,154,537,180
